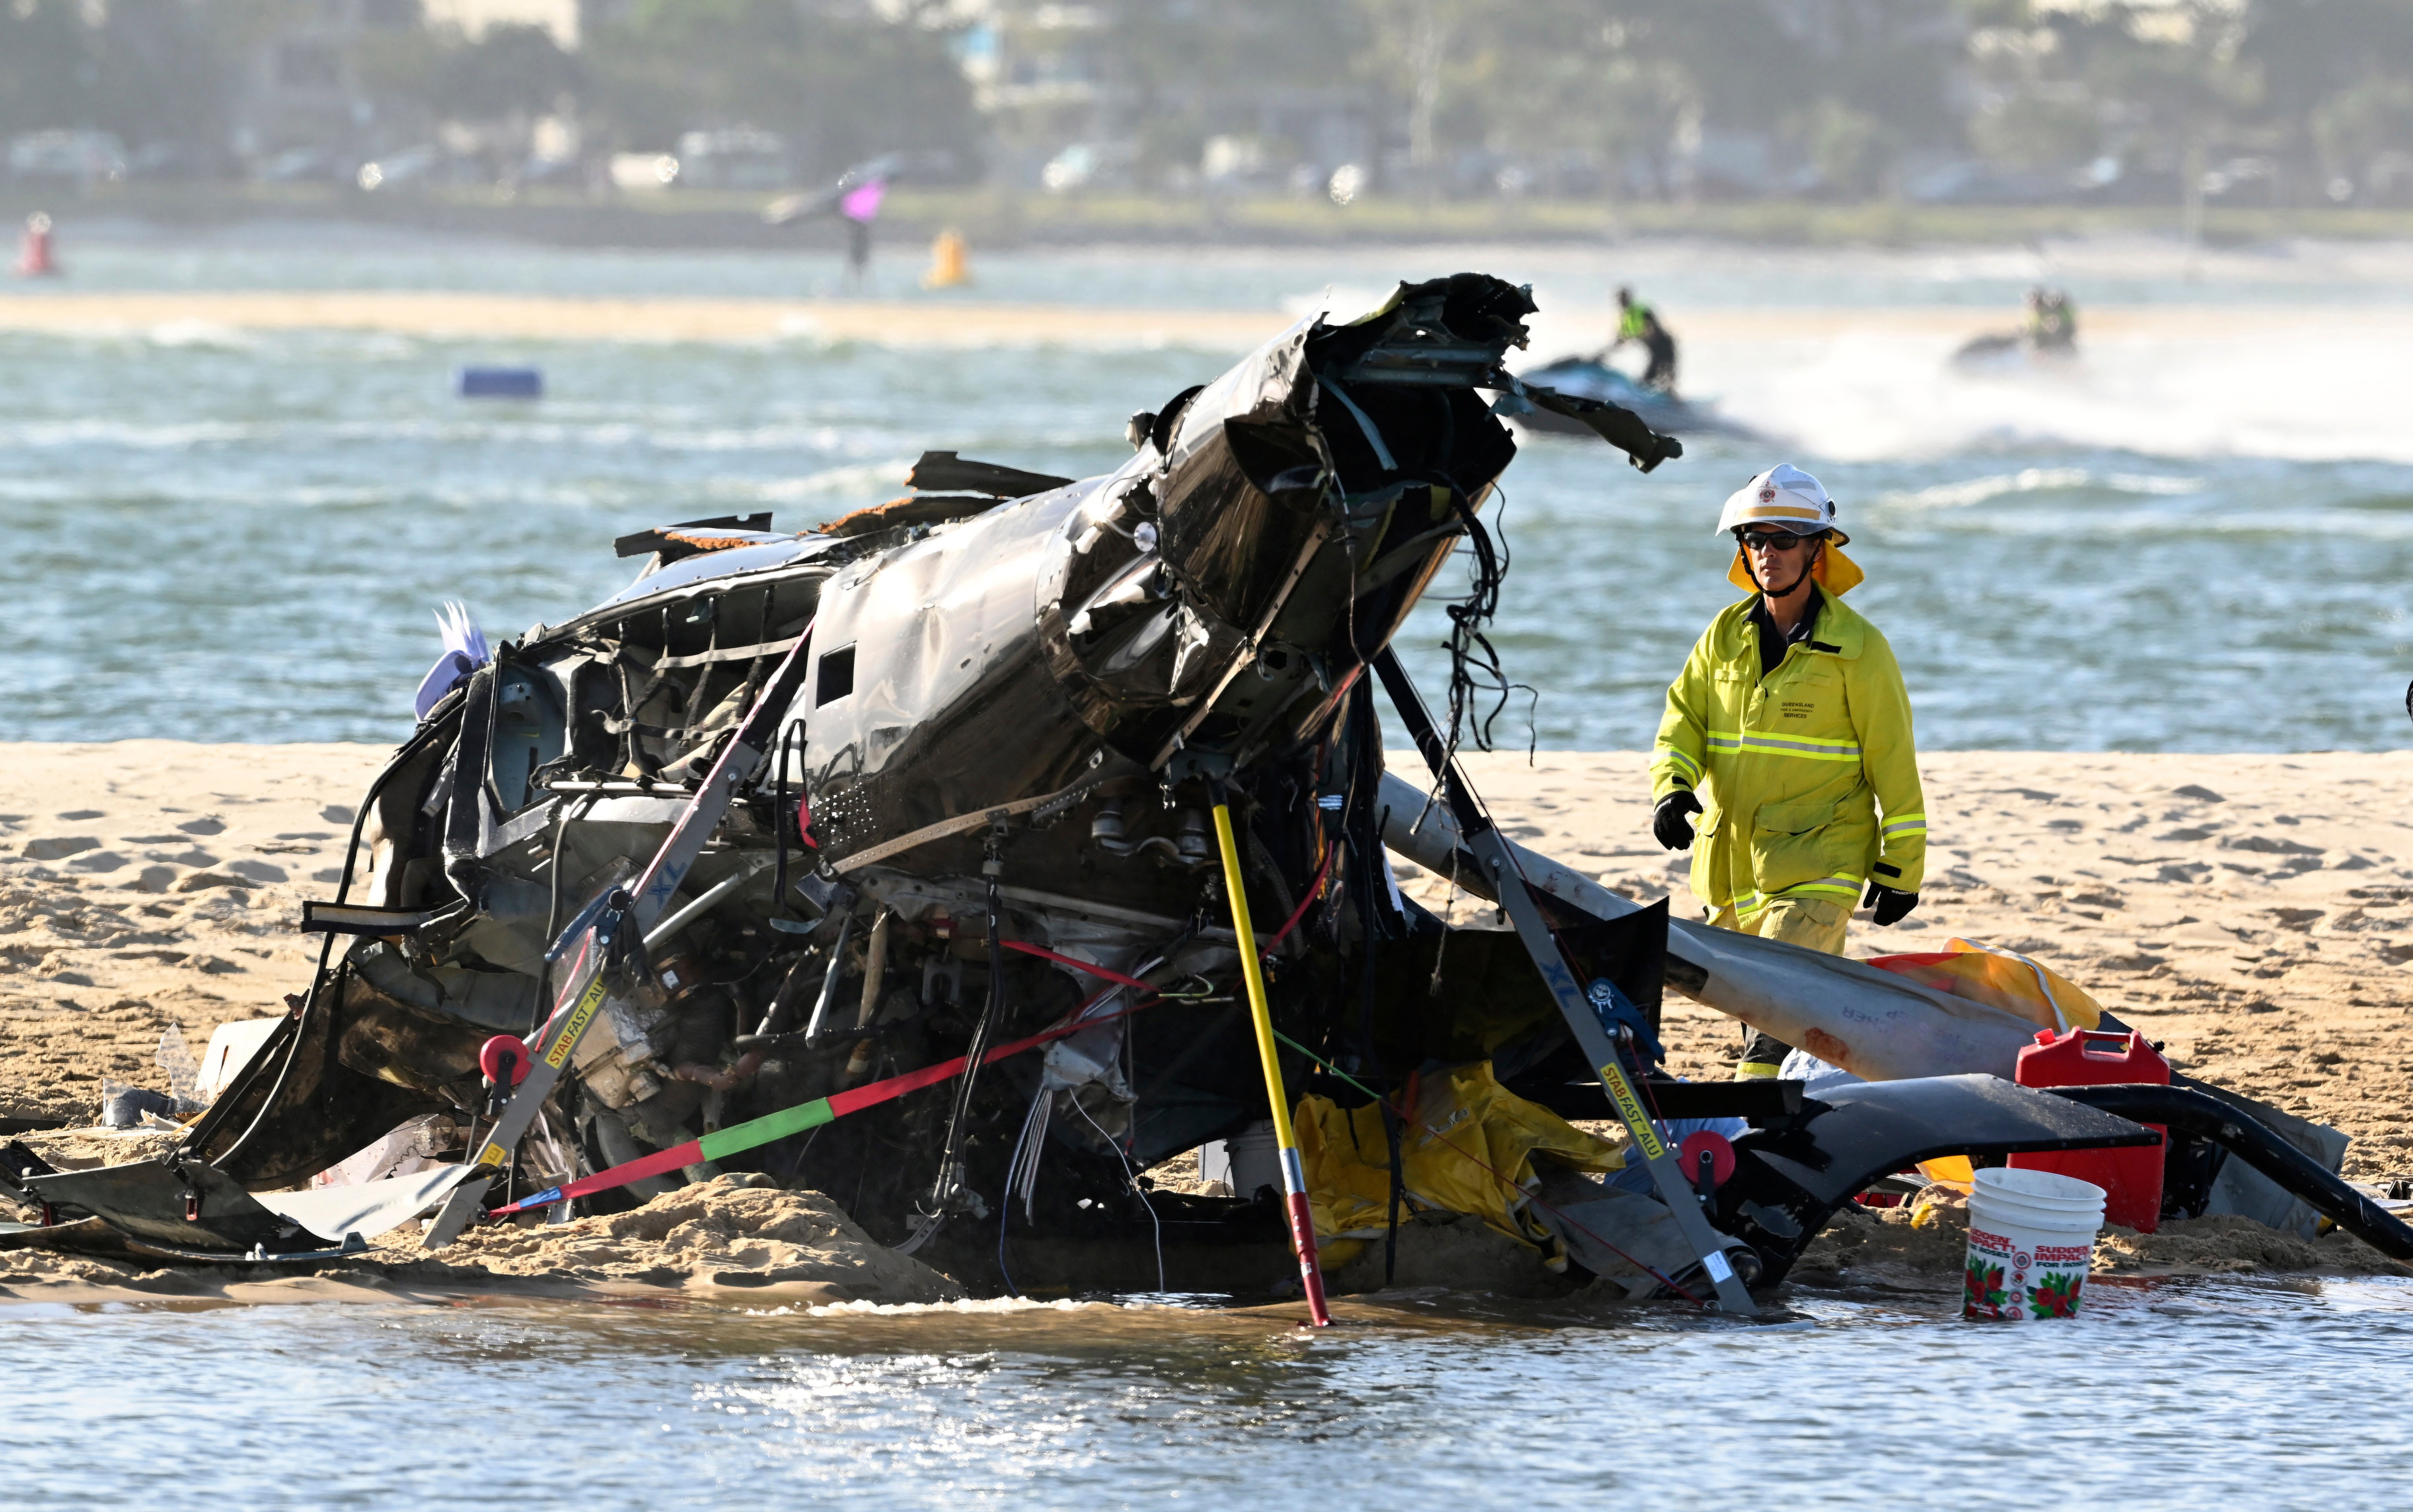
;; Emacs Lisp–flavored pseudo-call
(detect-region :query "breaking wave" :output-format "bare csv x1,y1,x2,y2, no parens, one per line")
1701,320,2413,465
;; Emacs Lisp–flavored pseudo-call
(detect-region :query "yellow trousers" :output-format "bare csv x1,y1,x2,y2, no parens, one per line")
1711,894,1850,1079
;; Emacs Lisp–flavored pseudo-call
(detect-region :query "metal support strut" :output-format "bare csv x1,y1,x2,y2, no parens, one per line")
1371,648,1761,1315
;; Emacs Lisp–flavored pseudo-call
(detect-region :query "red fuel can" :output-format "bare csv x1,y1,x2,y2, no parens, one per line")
2009,1028,2167,1232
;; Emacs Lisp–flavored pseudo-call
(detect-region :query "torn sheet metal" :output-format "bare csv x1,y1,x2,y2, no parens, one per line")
254,1165,474,1246
1716,1074,2160,1285
1376,769,2045,1081
1532,1171,1756,1298
20,1157,466,1258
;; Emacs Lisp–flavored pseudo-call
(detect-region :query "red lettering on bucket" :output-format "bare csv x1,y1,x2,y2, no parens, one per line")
2033,1244,2092,1264
1969,1228,2013,1253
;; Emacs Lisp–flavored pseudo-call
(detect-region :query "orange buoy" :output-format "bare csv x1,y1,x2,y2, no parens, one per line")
921,228,969,289
14,212,57,277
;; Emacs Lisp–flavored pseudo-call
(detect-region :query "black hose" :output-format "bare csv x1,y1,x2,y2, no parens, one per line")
996,1175,1019,1296
772,720,802,918
931,873,1008,1208
2043,1081,2413,1261
536,791,598,1020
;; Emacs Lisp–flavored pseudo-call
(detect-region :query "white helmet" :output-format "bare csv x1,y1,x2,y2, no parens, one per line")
1715,464,1845,542
1716,464,1865,594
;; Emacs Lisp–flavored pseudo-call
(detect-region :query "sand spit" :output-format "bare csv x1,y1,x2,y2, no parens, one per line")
0,1174,961,1307
1794,1201,2410,1288
0,292,2401,350
0,742,384,1124
0,291,1283,349
3,741,2410,1302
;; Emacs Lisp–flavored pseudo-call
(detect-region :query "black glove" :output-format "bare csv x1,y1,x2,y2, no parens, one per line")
1864,882,1918,927
1653,789,1703,851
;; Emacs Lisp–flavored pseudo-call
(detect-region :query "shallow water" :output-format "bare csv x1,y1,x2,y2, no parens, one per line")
4,236,2412,750
3,1275,2408,1509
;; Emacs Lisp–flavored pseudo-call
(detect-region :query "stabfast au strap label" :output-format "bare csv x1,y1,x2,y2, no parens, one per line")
1601,1062,1667,1160
545,977,609,1069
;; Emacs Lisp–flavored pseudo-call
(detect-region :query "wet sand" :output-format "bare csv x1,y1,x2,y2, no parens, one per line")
0,1173,966,1306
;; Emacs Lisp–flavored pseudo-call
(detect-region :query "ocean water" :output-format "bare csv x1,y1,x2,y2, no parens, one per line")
4,233,2412,751
3,1276,2409,1510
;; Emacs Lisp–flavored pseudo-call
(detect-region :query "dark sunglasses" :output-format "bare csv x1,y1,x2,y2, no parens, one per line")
1737,529,1815,553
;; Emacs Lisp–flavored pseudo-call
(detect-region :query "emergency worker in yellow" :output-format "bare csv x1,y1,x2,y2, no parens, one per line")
1649,464,1928,1078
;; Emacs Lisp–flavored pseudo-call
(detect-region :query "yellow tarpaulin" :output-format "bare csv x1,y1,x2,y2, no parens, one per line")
1295,1061,1626,1271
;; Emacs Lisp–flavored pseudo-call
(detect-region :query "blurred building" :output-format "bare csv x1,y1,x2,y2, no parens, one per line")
940,0,1106,186
938,0,1370,192
225,0,418,177
221,0,613,182
420,1,584,47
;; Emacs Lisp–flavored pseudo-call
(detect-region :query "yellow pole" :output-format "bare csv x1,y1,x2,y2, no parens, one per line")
1212,800,1332,1326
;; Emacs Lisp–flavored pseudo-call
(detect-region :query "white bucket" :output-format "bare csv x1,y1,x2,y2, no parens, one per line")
1963,1167,2105,1322
1197,1120,1282,1199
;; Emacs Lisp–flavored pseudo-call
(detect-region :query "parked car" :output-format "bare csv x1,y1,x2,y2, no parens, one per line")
7,129,127,184
674,128,792,191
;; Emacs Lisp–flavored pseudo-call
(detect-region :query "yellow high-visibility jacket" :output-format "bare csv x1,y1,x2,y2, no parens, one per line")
1651,590,1926,920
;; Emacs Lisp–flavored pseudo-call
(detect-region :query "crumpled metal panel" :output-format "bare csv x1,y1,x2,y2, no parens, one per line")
1155,320,1322,633
25,1157,302,1253
1722,1074,2157,1284
1375,768,2048,1082
802,483,1107,862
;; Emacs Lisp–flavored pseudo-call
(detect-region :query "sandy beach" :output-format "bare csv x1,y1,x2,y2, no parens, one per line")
2,739,2409,1302
5,741,2407,1185
0,290,2404,350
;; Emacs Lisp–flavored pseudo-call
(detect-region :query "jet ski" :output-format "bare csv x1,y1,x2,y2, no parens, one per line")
1953,293,2078,371
1511,355,1755,440
1951,328,2081,371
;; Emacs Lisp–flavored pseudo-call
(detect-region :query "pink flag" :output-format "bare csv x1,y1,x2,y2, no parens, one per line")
839,179,886,223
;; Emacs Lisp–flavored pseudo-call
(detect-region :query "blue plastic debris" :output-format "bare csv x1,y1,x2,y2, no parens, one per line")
458,366,543,399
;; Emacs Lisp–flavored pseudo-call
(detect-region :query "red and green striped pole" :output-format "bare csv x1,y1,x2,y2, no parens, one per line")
490,990,1157,1216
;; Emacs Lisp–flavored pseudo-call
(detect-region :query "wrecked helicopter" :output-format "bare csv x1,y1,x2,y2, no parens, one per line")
15,272,2405,1311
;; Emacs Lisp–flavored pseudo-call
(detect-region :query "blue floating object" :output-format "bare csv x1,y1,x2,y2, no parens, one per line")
458,366,543,399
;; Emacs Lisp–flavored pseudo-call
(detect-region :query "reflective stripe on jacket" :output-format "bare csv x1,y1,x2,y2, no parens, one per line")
1650,590,1927,915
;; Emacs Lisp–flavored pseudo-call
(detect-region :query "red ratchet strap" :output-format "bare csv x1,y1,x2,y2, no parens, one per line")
1266,845,1336,955
1004,940,1153,991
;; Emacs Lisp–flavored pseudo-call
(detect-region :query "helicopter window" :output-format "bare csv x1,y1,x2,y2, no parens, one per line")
816,645,856,705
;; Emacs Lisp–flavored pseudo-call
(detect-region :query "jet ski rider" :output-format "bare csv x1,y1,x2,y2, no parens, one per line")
1611,286,1679,392
1647,465,1928,1080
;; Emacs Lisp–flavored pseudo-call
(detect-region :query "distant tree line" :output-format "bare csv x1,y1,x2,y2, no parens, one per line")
0,0,982,187
3,0,2411,203
1047,0,2413,204
1086,0,2413,204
